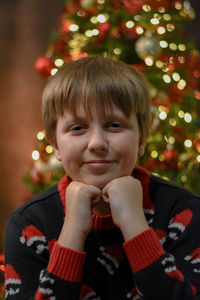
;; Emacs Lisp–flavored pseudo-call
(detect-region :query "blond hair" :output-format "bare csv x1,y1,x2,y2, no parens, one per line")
42,56,151,144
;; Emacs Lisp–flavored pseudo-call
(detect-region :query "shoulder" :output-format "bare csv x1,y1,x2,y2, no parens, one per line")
4,185,65,262
149,174,200,207
9,184,64,226
148,175,200,234
18,184,61,211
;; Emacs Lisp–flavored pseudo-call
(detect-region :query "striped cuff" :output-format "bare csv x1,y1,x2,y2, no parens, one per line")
123,227,165,273
47,241,86,282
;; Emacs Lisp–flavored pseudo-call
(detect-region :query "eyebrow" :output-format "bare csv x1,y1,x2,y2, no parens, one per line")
61,115,89,127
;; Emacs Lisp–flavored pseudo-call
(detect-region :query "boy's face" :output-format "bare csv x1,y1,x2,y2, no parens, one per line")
53,105,145,189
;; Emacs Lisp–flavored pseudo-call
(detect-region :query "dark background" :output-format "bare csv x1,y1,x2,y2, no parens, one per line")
0,0,199,251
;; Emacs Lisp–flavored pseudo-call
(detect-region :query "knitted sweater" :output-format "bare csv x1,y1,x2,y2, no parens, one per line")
4,167,200,299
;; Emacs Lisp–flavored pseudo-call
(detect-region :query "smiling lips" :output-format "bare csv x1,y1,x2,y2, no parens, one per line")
84,160,115,170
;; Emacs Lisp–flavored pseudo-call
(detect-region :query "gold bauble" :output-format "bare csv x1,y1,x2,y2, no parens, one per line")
80,0,94,8
135,35,161,60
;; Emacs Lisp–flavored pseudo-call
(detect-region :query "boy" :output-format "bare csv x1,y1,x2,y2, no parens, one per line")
4,56,200,299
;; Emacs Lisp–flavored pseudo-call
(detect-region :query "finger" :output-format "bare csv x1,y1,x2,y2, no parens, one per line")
90,191,101,208
102,192,109,203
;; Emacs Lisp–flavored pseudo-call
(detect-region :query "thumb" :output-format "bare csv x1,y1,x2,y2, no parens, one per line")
91,190,101,208
102,188,109,203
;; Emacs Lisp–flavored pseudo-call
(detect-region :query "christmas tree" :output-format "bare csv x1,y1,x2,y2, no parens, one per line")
24,0,200,195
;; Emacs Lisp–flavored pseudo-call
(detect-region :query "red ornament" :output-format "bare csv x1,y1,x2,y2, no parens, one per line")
132,63,146,72
119,21,137,40
65,2,79,14
193,70,200,79
111,0,144,14
140,159,158,171
97,21,110,41
111,0,121,9
194,90,200,100
35,56,54,77
60,18,73,34
122,0,144,14
53,39,69,56
166,83,186,104
151,97,169,106
144,0,174,10
163,149,178,164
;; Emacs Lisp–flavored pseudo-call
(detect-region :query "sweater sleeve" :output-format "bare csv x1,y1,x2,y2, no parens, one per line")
123,204,200,300
4,212,86,300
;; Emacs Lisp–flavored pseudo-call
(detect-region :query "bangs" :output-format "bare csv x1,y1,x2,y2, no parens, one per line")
61,76,135,118
54,58,142,119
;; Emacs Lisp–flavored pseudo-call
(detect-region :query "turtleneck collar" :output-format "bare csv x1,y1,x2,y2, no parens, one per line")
58,167,151,231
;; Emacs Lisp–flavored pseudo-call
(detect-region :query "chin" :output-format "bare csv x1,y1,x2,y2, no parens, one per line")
85,177,115,189
93,182,108,189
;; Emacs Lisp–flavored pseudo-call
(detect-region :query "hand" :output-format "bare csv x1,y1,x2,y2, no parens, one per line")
58,181,101,251
102,176,149,241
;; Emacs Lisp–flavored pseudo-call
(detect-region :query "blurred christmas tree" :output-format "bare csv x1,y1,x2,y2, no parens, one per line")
24,0,200,195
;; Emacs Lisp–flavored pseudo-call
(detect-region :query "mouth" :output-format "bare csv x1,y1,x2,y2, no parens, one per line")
84,160,115,169
84,159,114,164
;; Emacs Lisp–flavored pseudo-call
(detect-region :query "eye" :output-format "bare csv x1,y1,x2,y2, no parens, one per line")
72,125,84,131
110,122,121,128
107,122,124,131
70,124,87,134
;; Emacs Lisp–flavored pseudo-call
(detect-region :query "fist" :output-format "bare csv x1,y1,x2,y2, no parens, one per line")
102,176,149,240
58,181,101,251
65,181,101,235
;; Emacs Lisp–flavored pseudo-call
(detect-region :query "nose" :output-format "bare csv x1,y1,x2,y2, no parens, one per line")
88,128,108,153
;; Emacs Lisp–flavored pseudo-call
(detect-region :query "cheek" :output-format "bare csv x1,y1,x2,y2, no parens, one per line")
113,136,140,169
123,147,139,170
58,144,79,173
112,133,139,155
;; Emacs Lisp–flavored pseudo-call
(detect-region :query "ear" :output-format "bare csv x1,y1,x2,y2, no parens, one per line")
53,147,62,161
50,141,62,161
138,139,145,157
